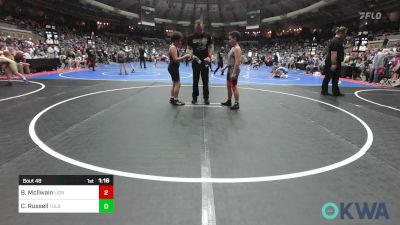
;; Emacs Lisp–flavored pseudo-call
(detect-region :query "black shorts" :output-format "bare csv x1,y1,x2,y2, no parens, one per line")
117,59,125,64
168,65,180,82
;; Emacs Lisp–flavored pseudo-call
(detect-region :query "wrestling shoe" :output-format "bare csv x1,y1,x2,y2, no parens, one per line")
221,100,232,106
230,102,240,110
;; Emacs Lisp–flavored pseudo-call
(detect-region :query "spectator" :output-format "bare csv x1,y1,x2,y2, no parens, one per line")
382,34,389,48
47,45,56,58
288,54,295,69
390,52,400,81
306,56,316,74
66,49,78,69
370,49,385,83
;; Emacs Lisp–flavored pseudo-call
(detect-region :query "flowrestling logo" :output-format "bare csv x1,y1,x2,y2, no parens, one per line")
359,12,382,20
321,202,389,220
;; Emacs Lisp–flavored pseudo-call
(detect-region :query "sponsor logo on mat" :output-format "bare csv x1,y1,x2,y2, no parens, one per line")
321,202,389,220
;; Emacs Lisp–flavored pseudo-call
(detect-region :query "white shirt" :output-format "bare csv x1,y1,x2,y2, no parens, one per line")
23,52,32,59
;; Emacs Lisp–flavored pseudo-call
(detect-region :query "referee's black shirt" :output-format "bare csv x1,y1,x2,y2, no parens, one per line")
325,37,344,68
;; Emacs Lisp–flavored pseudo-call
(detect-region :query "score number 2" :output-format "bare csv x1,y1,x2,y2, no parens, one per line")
99,185,113,199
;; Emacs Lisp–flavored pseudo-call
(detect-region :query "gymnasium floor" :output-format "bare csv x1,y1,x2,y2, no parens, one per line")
1,62,400,225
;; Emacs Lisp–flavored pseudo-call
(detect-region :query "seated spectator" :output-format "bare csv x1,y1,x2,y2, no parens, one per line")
287,55,295,69
344,53,351,64
75,50,85,68
66,49,78,69
47,45,56,58
23,48,32,60
33,49,45,58
305,56,316,74
351,58,362,80
370,49,386,83
390,52,400,82
314,56,322,73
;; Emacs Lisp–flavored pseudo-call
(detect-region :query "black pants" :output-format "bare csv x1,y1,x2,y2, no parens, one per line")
214,63,223,74
139,57,146,68
87,58,96,70
192,62,209,100
322,66,341,94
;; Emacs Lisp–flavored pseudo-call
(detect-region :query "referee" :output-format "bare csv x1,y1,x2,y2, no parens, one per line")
139,46,146,69
186,22,214,105
321,26,347,96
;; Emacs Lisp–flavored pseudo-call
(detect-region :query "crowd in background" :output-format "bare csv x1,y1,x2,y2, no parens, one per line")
212,37,400,85
1,12,400,86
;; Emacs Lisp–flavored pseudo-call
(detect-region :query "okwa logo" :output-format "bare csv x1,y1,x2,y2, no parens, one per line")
321,202,389,220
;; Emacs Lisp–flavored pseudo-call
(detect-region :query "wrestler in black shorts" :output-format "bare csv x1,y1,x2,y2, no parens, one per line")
168,64,180,82
168,32,191,106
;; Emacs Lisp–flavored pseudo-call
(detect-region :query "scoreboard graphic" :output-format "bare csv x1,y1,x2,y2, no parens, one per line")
246,10,260,30
141,6,155,26
19,175,114,213
45,25,58,45
352,31,369,52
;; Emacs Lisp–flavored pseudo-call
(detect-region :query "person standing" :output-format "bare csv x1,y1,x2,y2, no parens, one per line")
382,34,389,48
273,52,279,65
117,48,128,75
86,44,96,71
321,26,347,96
370,49,386,83
139,46,146,69
126,49,135,73
168,32,191,106
186,22,214,105
221,31,242,110
214,47,224,75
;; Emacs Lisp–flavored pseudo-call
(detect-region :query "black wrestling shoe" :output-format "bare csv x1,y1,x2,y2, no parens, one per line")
191,98,197,104
204,99,210,105
333,92,345,97
172,99,185,106
320,91,331,96
221,100,232,106
169,98,174,104
230,102,240,110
